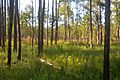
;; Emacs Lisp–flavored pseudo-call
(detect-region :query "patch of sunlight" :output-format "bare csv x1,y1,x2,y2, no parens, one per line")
39,59,60,69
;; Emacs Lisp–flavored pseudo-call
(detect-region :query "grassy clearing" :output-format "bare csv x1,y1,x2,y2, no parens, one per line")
0,42,120,80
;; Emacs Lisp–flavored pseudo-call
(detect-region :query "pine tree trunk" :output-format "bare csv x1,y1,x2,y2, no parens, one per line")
4,0,6,45
99,0,102,45
16,0,21,60
55,0,58,44
103,0,110,80
1,0,5,51
51,0,54,45
47,0,49,46
115,1,119,41
67,1,70,41
31,1,34,52
0,3,1,46
38,0,42,55
90,0,93,48
64,0,67,41
13,0,17,51
7,0,14,65
64,15,67,41
40,0,45,53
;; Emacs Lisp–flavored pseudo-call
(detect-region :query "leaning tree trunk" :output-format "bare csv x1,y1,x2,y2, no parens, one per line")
7,0,14,65
103,0,110,80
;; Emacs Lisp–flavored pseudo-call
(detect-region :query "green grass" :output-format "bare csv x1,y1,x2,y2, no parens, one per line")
0,42,120,80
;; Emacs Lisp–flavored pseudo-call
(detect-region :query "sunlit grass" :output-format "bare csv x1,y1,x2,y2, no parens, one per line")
0,42,120,80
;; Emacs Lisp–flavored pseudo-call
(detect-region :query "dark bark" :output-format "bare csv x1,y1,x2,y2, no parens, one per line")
67,1,70,41
55,0,58,44
13,0,17,51
64,15,67,41
51,0,54,45
31,1,34,52
99,0,102,45
4,0,6,45
117,27,119,41
90,0,93,48
103,0,110,80
115,1,119,41
64,17,67,41
34,0,37,44
7,0,14,65
1,0,5,50
38,0,42,55
96,13,99,45
16,0,21,60
64,0,67,41
47,0,49,46
1,0,5,51
0,0,1,46
40,0,45,53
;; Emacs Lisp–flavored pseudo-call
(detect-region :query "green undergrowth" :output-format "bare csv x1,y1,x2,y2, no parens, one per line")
0,42,120,80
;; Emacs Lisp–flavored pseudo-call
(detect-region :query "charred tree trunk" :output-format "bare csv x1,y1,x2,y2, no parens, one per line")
115,0,119,41
51,0,54,45
4,0,6,45
16,0,21,60
99,0,102,45
90,0,93,48
13,0,17,51
31,1,34,52
67,1,70,41
64,0,67,41
40,0,45,53
64,15,67,41
1,0,5,51
38,0,42,55
7,0,14,65
0,2,1,46
0,0,2,46
46,0,49,46
55,0,58,44
103,0,110,80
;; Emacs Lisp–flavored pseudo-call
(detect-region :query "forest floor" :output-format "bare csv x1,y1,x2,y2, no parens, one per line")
0,42,120,80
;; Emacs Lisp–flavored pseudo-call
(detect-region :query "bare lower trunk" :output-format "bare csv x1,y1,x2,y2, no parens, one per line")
46,0,49,46
90,0,93,48
8,0,14,65
13,0,17,51
51,0,54,45
17,0,21,60
103,0,110,80
55,0,58,45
